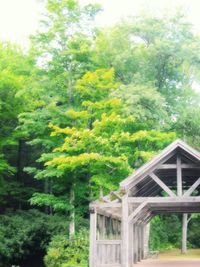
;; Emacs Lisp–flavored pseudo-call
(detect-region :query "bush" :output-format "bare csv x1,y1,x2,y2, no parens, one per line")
0,209,67,267
150,214,182,250
188,215,200,248
44,229,89,267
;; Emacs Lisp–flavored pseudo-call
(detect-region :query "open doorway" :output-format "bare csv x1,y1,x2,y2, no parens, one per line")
150,213,200,259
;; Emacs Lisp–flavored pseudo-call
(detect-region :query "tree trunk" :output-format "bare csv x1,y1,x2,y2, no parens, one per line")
17,139,23,210
69,186,75,238
44,178,49,214
181,213,188,254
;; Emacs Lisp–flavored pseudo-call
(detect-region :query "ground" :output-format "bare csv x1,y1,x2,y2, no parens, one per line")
138,259,200,267
137,249,200,267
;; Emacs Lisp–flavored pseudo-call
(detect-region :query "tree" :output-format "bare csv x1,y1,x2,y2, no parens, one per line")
94,12,200,132
30,68,175,236
0,42,36,211
19,0,101,215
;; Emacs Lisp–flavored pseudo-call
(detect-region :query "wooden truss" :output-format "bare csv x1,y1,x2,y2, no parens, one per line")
89,139,200,267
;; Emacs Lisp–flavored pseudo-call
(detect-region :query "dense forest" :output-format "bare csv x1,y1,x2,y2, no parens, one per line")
1,0,200,266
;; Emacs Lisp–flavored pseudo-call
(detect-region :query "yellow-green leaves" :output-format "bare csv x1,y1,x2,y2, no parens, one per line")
76,68,118,101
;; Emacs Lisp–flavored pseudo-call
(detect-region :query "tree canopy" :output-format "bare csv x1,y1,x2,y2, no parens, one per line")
1,1,200,266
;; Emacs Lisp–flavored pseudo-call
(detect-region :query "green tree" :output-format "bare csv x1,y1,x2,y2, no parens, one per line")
94,12,200,132
19,0,101,215
0,43,36,211
30,69,175,236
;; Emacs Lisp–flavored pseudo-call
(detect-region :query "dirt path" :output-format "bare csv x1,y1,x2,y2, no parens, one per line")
137,259,200,267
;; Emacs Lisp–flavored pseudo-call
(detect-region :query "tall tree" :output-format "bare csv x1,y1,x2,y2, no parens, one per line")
30,69,175,236
19,0,101,214
94,12,200,133
0,43,36,211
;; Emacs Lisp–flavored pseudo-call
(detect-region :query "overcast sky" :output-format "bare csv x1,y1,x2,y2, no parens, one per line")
1,0,200,47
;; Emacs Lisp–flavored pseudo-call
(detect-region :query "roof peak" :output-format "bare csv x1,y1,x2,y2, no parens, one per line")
120,138,200,191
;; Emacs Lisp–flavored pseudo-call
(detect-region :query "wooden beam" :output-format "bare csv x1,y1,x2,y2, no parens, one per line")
131,208,149,224
177,155,182,196
99,196,110,203
150,173,176,197
158,164,200,169
111,191,122,201
121,194,129,267
183,177,200,197
134,224,139,264
120,149,177,192
128,196,200,203
121,139,200,192
96,208,121,221
91,202,122,208
96,240,121,244
129,201,148,223
89,208,97,267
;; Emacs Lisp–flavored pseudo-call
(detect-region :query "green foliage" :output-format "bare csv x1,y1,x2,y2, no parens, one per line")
188,215,200,248
0,43,37,210
1,2,200,264
44,229,89,267
0,209,67,267
94,12,200,137
30,68,175,217
150,215,182,250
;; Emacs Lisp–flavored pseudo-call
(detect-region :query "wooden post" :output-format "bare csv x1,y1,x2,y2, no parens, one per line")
89,208,97,267
141,224,144,260
144,223,150,259
132,223,135,265
138,225,142,262
134,224,138,264
181,213,188,254
177,155,182,196
122,194,129,267
129,222,134,266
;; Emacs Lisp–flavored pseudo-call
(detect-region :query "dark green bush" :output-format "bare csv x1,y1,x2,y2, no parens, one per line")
150,214,182,250
0,209,67,267
44,229,89,267
188,215,200,248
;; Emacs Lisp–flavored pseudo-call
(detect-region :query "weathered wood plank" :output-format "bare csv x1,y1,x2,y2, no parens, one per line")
150,173,176,197
128,201,148,223
183,177,200,197
128,196,200,203
120,139,200,192
96,240,122,244
121,194,129,267
159,164,200,169
177,155,182,196
89,209,97,267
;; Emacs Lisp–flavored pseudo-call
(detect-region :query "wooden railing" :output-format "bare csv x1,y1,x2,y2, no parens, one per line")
96,240,121,266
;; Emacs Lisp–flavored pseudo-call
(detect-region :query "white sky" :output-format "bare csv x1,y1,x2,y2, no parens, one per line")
1,0,200,47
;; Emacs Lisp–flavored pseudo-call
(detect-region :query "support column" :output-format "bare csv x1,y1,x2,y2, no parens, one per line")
138,224,142,262
144,223,150,259
134,224,138,264
122,194,129,267
129,222,134,266
141,224,145,260
132,224,135,265
177,155,182,196
89,208,97,267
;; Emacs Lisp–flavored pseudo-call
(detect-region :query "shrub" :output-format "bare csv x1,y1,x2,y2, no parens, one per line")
0,209,67,267
150,214,182,250
44,229,89,267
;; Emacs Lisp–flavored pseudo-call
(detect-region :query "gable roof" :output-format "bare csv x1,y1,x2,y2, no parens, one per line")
120,139,200,192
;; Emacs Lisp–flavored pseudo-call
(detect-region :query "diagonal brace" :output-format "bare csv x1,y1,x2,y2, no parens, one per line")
128,201,148,223
150,173,176,197
183,177,200,197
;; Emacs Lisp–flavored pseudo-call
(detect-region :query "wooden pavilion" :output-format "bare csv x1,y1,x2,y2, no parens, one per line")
89,139,200,267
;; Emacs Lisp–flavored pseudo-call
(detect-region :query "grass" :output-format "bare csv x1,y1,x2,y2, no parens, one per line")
159,249,200,260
